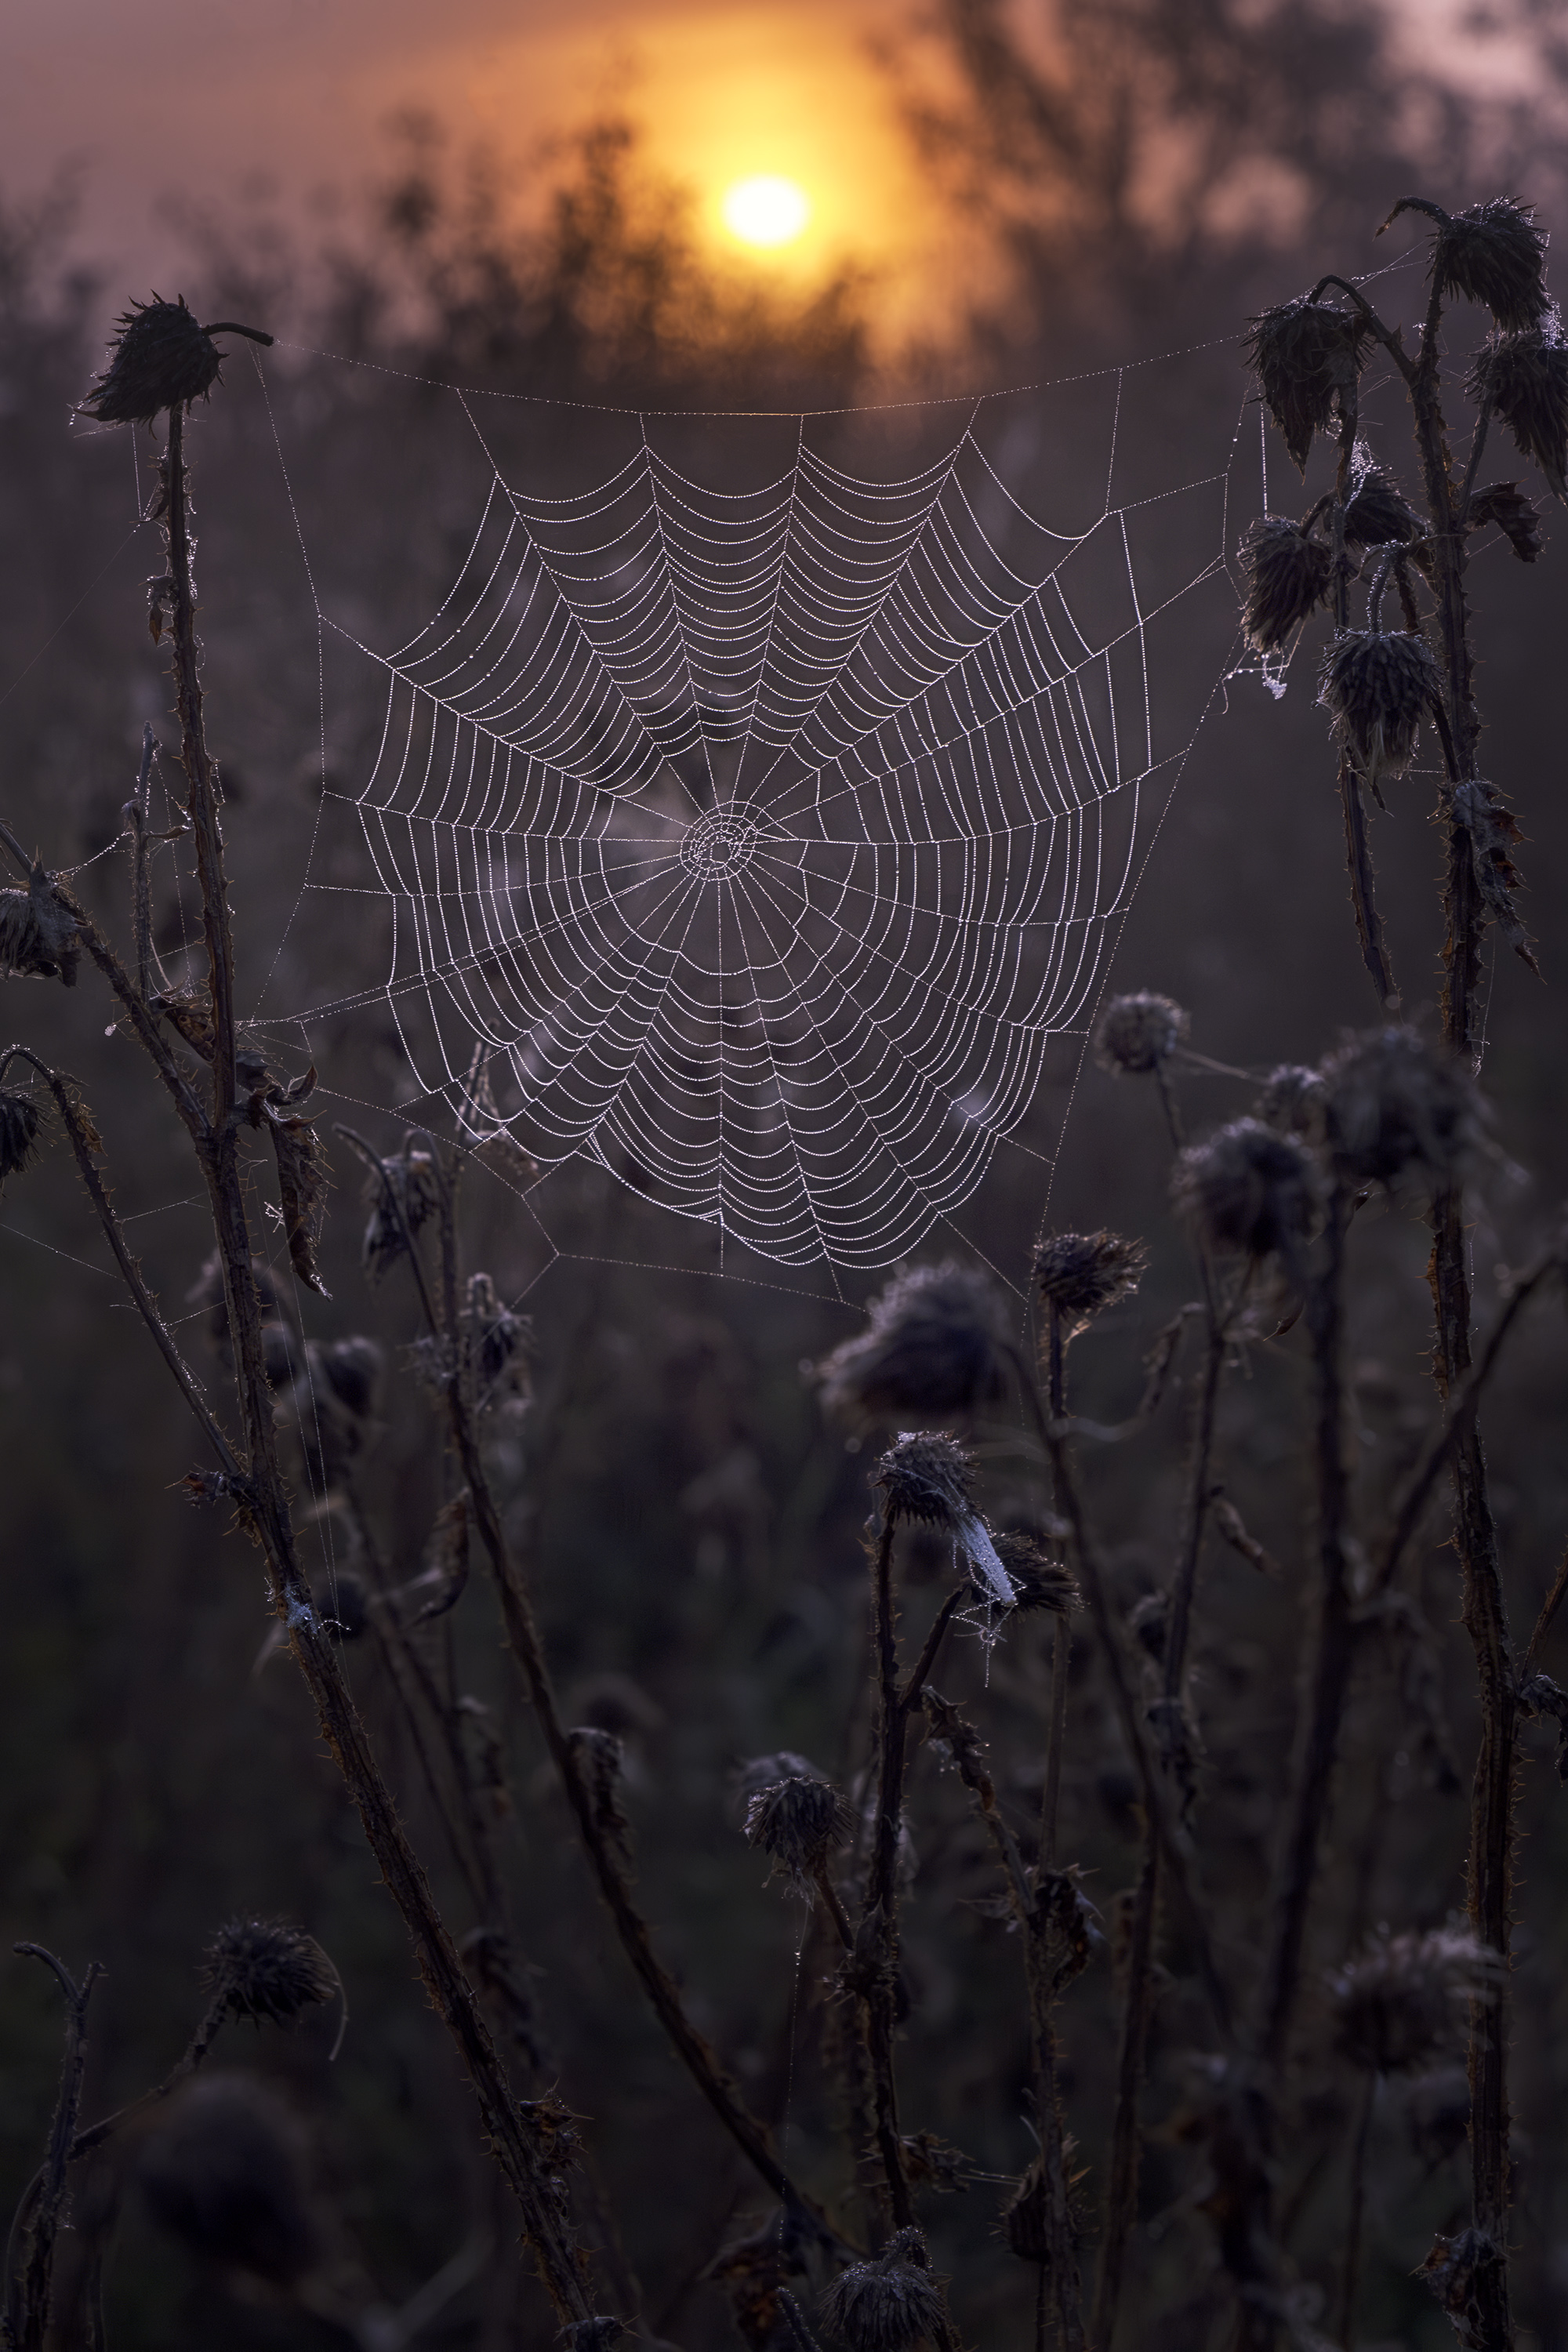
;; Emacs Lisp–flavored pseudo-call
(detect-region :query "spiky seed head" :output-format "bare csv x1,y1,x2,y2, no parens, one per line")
1094,991,1189,1076
1342,458,1423,550
1239,517,1333,651
1329,1925,1500,2074
1171,1119,1320,1260
1466,478,1545,561
873,1432,975,1529
318,1336,383,1423
1428,198,1549,332
137,2076,319,2285
79,296,226,423
818,1262,1011,1426
1321,1026,1484,1189
1255,1064,1327,1138
819,2229,945,2352
361,1137,441,1283
1244,300,1374,473
1319,629,1440,780
463,1270,531,1399
745,1771,855,1883
0,870,79,984
1468,325,1568,499
0,1088,41,1189
988,1531,1078,1616
203,1918,338,2027
1033,1230,1147,1330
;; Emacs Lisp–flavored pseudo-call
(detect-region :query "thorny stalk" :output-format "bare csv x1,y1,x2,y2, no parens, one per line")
2,1947,103,2352
862,1512,914,2231
1336,2068,1377,2352
335,1127,844,2247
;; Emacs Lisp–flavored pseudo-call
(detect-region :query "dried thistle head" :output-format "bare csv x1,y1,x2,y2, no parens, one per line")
0,869,79,984
818,1262,1011,1426
0,1088,41,1191
1468,325,1568,499
78,296,272,423
361,1135,441,1284
1467,479,1545,561
1329,1924,1500,2074
203,1918,339,2027
137,2076,319,2285
1342,456,1423,551
1239,517,1332,652
1094,991,1189,1076
819,2227,945,2352
1244,299,1373,473
1033,1230,1146,1333
873,1432,975,1530
463,1270,532,1403
988,1531,1078,1616
745,1770,855,1885
1255,1064,1326,1138
1319,629,1440,782
1321,1026,1484,1189
1171,1119,1319,1260
1425,198,1550,332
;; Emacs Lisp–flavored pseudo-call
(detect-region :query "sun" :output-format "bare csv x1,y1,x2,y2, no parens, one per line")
720,174,812,252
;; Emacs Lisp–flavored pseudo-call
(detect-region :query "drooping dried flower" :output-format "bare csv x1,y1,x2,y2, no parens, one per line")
1342,455,1424,550
1451,779,1537,969
203,1918,339,2028
873,1432,975,1529
1331,1925,1500,2075
137,2076,319,2285
745,1770,855,1884
1468,325,1568,499
1319,629,1441,784
0,867,79,984
1321,1026,1484,1189
819,2228,946,2352
1466,479,1545,561
1255,1064,1326,1138
1171,1120,1319,1260
267,1105,330,1298
1244,300,1374,473
1421,198,1550,332
361,1135,441,1283
78,296,274,424
1033,1230,1146,1332
1094,991,1189,1076
1239,517,1332,651
0,1088,41,1190
818,1262,1011,1425
987,1531,1078,1616
462,1270,531,1403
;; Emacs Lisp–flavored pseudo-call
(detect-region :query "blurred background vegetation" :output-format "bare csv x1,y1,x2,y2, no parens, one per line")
3,1,1568,2344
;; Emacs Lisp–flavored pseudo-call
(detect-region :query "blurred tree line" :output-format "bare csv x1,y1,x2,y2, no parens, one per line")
2,2,1568,2347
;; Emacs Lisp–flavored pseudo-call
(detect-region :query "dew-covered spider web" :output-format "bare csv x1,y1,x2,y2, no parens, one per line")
270,364,1254,1276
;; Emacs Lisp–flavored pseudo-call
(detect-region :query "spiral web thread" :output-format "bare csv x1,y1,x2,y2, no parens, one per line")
300,389,1236,1271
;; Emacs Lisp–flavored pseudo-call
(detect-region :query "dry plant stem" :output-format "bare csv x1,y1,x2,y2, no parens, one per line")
1337,2069,1377,2352
1041,1303,1069,1871
125,723,155,1004
1523,1540,1568,1681
862,1515,915,2231
2,1947,103,2352
334,1131,837,2242
1338,747,1396,1009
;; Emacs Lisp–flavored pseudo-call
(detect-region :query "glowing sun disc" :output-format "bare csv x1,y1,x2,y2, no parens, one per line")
722,175,811,249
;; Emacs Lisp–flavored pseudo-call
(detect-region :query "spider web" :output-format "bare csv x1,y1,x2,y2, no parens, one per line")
287,379,1241,1272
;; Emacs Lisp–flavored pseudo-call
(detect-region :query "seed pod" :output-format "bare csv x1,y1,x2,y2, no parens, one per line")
1094,991,1188,1076
361,1135,441,1283
1468,327,1568,499
1033,1230,1146,1331
818,1262,1011,1426
1171,1119,1319,1260
873,1432,975,1529
745,1770,855,1884
138,2076,319,2284
1255,1064,1326,1138
1330,1925,1499,2074
1342,459,1423,550
1321,1026,1484,1189
1239,517,1332,651
819,2228,945,2352
0,1088,41,1190
1427,198,1549,332
203,1917,339,2027
1244,299,1373,472
1319,629,1440,783
78,296,272,423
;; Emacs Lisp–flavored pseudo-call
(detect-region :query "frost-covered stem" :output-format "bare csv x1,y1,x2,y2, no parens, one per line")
2,1947,103,2352
1337,2068,1377,2352
1405,276,1515,2351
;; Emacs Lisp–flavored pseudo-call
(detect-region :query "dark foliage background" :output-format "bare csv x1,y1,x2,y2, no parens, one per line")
3,3,1568,2345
